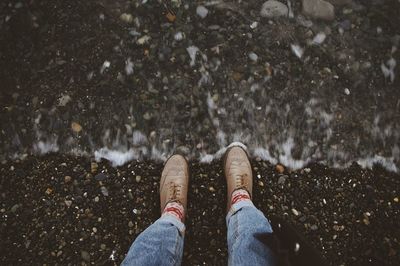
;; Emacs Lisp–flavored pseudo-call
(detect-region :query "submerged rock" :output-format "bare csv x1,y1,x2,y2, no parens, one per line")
302,0,335,21
260,0,289,18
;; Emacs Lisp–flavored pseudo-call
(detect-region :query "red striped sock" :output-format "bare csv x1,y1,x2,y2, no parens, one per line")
162,201,184,221
231,189,251,206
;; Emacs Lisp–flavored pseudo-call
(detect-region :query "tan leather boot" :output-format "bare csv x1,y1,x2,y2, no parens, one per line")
160,154,189,220
224,146,253,211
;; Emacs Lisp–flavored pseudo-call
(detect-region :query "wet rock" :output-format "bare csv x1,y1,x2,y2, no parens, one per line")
292,208,300,216
91,162,98,174
95,173,108,181
302,0,335,21
71,122,82,133
276,164,285,174
100,186,109,197
248,52,258,62
10,204,19,213
64,200,72,207
196,6,209,19
260,0,289,18
278,175,287,185
120,13,133,23
64,175,72,183
310,224,318,230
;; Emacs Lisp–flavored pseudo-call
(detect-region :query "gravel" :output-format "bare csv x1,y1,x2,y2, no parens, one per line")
0,155,399,265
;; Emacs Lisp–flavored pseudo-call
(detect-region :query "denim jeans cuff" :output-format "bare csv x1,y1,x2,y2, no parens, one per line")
160,214,186,234
225,200,255,226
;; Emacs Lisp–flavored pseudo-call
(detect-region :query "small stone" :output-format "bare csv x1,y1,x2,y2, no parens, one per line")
278,175,287,185
120,13,133,23
135,175,141,183
196,6,209,19
64,176,72,183
94,196,100,202
10,204,19,213
64,200,72,207
45,188,53,195
128,221,134,227
91,162,98,173
258,181,264,187
95,173,108,181
137,35,151,45
81,251,90,262
302,0,335,21
165,12,176,22
100,244,106,250
100,186,109,197
394,197,398,203
344,88,350,95
292,208,299,216
209,186,216,192
71,122,82,133
174,32,184,41
276,164,285,173
248,52,258,62
363,217,370,225
260,0,289,18
310,224,318,230
304,168,311,173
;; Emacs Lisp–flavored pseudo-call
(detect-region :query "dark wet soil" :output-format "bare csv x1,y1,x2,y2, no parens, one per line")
0,156,399,265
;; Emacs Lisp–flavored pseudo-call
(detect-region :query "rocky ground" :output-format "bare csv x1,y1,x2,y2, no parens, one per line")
0,0,400,265
0,156,399,265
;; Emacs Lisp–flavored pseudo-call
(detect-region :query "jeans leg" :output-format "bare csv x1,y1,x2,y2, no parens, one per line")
122,214,185,266
226,201,276,266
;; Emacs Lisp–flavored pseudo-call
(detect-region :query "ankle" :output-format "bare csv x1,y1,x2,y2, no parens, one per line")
231,189,251,206
162,201,185,222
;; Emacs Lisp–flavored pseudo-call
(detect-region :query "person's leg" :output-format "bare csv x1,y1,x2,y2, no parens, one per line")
122,155,189,266
226,190,275,266
122,212,185,266
224,144,276,266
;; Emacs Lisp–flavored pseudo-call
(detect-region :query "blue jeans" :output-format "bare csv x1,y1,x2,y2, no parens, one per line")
122,201,276,266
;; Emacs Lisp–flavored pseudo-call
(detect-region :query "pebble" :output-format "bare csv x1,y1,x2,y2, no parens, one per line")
174,32,184,41
64,175,72,183
278,175,287,185
95,173,108,181
302,0,335,21
196,6,209,19
260,0,289,18
248,52,258,62
276,164,285,174
64,200,72,207
344,88,350,95
137,35,150,45
71,122,82,133
91,162,98,173
100,244,106,250
100,187,109,197
292,208,300,216
81,251,90,262
258,181,264,187
11,204,19,213
120,13,133,23
128,221,134,227
94,196,99,202
394,197,398,203
209,186,216,192
310,224,318,230
136,175,141,183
